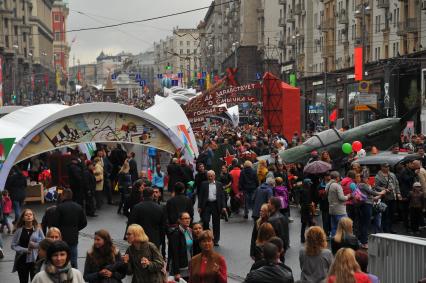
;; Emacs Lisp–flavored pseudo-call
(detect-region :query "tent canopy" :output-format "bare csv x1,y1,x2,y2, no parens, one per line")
0,99,197,190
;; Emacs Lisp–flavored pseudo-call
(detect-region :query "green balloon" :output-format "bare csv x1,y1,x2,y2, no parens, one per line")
342,143,353,154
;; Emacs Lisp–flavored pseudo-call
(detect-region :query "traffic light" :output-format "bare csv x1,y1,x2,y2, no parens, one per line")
165,63,171,71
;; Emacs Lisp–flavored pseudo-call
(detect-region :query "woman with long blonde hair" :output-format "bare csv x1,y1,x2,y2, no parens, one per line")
257,159,268,184
250,204,270,260
327,248,370,283
331,217,360,255
122,224,164,283
299,226,333,283
117,161,132,215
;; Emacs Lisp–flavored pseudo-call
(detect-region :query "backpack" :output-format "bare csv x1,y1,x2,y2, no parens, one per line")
352,185,368,204
274,186,289,209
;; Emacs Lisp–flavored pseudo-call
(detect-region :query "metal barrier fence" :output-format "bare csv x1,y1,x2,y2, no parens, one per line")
369,233,426,283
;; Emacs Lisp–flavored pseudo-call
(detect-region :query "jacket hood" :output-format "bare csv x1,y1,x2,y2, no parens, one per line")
260,183,272,190
341,177,353,186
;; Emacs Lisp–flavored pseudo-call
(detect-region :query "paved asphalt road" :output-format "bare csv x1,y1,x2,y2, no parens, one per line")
0,198,306,283
2,198,423,282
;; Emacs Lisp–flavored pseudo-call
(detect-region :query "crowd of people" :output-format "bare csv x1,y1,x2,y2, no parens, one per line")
1,115,426,282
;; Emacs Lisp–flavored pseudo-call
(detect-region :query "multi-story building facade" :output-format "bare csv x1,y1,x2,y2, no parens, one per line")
0,0,34,105
31,0,55,98
52,0,69,92
69,63,97,87
153,28,199,89
278,0,426,128
96,51,132,85
128,51,155,92
199,0,282,86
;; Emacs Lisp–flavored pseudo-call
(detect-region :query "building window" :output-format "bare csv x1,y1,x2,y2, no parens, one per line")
187,41,190,46
180,41,183,46
193,49,197,54
55,32,61,41
54,14,60,22
187,49,190,54
14,26,18,35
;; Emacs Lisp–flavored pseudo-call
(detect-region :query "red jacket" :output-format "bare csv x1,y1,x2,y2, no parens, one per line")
328,272,371,283
2,196,12,214
229,167,241,195
341,177,355,205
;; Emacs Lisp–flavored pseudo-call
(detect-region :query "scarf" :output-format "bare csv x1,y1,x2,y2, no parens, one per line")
45,261,74,283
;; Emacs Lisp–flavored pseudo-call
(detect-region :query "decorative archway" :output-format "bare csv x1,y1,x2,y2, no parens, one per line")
0,100,198,190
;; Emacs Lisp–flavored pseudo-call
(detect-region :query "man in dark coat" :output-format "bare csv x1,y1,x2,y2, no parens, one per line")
194,163,208,204
5,166,27,223
198,170,226,246
180,159,194,188
53,189,87,268
245,242,294,283
109,144,127,183
128,152,139,185
67,157,84,206
268,197,290,250
129,187,167,249
239,161,259,219
83,161,97,217
167,158,183,194
166,182,194,225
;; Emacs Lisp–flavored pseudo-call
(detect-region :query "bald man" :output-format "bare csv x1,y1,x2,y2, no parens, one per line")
198,170,227,246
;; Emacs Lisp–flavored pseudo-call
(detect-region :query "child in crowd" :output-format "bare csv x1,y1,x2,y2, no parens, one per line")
274,177,289,217
1,190,13,233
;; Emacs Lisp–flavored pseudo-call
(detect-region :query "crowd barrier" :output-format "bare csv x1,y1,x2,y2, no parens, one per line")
369,233,426,283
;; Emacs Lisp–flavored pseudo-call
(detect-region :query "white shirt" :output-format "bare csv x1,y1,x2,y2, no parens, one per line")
208,181,217,201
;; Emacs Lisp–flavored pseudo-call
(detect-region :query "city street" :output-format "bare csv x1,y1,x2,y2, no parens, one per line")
0,199,305,282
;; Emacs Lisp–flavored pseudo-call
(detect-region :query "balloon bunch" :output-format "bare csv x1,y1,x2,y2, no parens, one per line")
342,141,363,155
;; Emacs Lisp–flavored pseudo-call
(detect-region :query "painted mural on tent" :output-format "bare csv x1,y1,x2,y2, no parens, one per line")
16,113,176,162
0,138,15,170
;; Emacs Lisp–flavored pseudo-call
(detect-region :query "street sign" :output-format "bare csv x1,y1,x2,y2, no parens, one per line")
256,72,262,80
358,81,370,92
139,80,146,87
135,73,141,81
355,93,377,111
111,74,117,80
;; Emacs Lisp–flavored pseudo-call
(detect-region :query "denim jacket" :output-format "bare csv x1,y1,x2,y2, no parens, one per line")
11,226,44,272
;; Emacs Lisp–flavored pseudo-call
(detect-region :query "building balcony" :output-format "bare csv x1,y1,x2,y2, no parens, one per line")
338,9,348,24
322,46,335,58
287,12,295,23
321,19,335,31
294,4,302,15
278,0,286,5
396,22,406,36
279,17,286,27
406,18,418,33
377,0,389,9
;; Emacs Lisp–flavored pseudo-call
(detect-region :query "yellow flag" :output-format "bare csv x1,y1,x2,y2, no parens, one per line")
206,72,211,90
56,71,61,88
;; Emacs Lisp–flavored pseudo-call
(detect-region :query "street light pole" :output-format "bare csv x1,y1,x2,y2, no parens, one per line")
12,45,18,104
232,42,239,69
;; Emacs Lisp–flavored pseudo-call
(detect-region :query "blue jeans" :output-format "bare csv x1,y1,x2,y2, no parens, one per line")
244,191,254,216
69,244,78,268
13,200,22,222
373,212,382,233
359,203,373,244
330,214,347,237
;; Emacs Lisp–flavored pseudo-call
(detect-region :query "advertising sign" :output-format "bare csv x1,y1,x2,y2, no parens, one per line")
355,93,377,111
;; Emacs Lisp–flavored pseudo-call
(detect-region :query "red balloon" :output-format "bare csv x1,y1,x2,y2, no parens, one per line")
352,141,363,152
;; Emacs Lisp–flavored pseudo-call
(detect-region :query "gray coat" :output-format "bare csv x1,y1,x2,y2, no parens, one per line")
11,226,45,272
299,247,333,283
375,170,400,201
326,180,349,216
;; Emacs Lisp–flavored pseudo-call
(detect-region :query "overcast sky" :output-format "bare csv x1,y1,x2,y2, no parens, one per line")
67,0,211,65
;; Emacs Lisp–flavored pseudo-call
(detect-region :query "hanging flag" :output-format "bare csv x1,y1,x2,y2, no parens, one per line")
0,56,3,107
77,70,82,83
176,125,196,158
56,70,61,88
354,47,363,81
31,73,35,91
44,73,49,88
206,72,211,90
290,73,297,87
329,108,338,122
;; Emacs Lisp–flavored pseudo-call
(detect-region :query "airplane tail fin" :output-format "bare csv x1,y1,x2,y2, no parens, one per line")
400,107,420,126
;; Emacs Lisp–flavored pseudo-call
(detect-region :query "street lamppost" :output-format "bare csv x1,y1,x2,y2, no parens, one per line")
28,52,33,104
12,44,18,104
208,44,213,72
232,42,239,69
